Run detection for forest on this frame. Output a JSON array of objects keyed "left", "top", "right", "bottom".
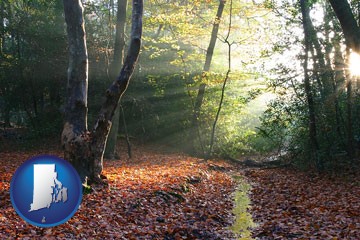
[{"left": 0, "top": 0, "right": 359, "bottom": 239}]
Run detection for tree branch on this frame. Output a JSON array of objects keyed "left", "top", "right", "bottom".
[{"left": 90, "top": 0, "right": 143, "bottom": 178}]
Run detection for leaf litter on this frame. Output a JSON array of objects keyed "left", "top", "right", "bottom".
[
  {"left": 1, "top": 143, "right": 359, "bottom": 239},
  {"left": 0, "top": 145, "right": 237, "bottom": 239},
  {"left": 245, "top": 168, "right": 360, "bottom": 239}
]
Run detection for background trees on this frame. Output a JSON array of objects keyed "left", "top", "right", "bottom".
[
  {"left": 259, "top": 0, "right": 360, "bottom": 170},
  {"left": 0, "top": 0, "right": 66, "bottom": 137},
  {"left": 1, "top": 0, "right": 360, "bottom": 174}
]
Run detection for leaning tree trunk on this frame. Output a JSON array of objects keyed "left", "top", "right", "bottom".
[
  {"left": 191, "top": 0, "right": 225, "bottom": 155},
  {"left": 62, "top": 0, "right": 143, "bottom": 184},
  {"left": 104, "top": 0, "right": 128, "bottom": 159}
]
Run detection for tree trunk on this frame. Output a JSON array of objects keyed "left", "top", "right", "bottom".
[
  {"left": 104, "top": 0, "right": 128, "bottom": 159},
  {"left": 346, "top": 74, "right": 354, "bottom": 157},
  {"left": 155, "top": 24, "right": 163, "bottom": 39},
  {"left": 62, "top": 0, "right": 143, "bottom": 184},
  {"left": 332, "top": 36, "right": 346, "bottom": 141},
  {"left": 203, "top": 0, "right": 225, "bottom": 73},
  {"left": 4, "top": 107, "right": 11, "bottom": 127},
  {"left": 328, "top": 0, "right": 360, "bottom": 52},
  {"left": 209, "top": 0, "right": 233, "bottom": 158},
  {"left": 61, "top": 0, "right": 90, "bottom": 182},
  {"left": 121, "top": 104, "right": 132, "bottom": 158},
  {"left": 301, "top": 0, "right": 322, "bottom": 171},
  {"left": 358, "top": 1, "right": 360, "bottom": 26},
  {"left": 345, "top": 48, "right": 355, "bottom": 157},
  {"left": 325, "top": 3, "right": 343, "bottom": 140},
  {"left": 104, "top": 107, "right": 120, "bottom": 159},
  {"left": 306, "top": 8, "right": 332, "bottom": 97},
  {"left": 192, "top": 0, "right": 225, "bottom": 154},
  {"left": 0, "top": 0, "right": 4, "bottom": 56}
]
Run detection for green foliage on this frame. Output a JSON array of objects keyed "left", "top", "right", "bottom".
[
  {"left": 194, "top": 72, "right": 269, "bottom": 157},
  {"left": 82, "top": 183, "right": 93, "bottom": 195},
  {"left": 82, "top": 0, "right": 279, "bottom": 157},
  {"left": 0, "top": 0, "right": 66, "bottom": 138},
  {"left": 257, "top": 0, "right": 360, "bottom": 171},
  {"left": 0, "top": 0, "right": 279, "bottom": 159}
]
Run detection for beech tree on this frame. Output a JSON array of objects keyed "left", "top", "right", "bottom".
[{"left": 61, "top": 0, "right": 143, "bottom": 184}]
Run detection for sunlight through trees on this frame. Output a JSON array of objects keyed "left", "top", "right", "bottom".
[{"left": 349, "top": 51, "right": 360, "bottom": 76}]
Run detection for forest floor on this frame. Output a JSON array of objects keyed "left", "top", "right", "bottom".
[{"left": 0, "top": 138, "right": 359, "bottom": 239}]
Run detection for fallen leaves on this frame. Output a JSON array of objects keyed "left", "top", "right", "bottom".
[
  {"left": 0, "top": 145, "right": 236, "bottom": 239},
  {"left": 245, "top": 168, "right": 360, "bottom": 239},
  {"left": 2, "top": 142, "right": 358, "bottom": 239}
]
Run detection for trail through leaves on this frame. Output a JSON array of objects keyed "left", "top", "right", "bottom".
[{"left": 1, "top": 143, "right": 359, "bottom": 239}]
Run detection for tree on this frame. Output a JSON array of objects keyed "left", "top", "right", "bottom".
[
  {"left": 209, "top": 0, "right": 232, "bottom": 158},
  {"left": 192, "top": 0, "right": 226, "bottom": 155},
  {"left": 0, "top": 0, "right": 4, "bottom": 56},
  {"left": 328, "top": 0, "right": 360, "bottom": 52},
  {"left": 104, "top": 0, "right": 128, "bottom": 159},
  {"left": 300, "top": 0, "right": 322, "bottom": 171},
  {"left": 328, "top": 0, "right": 360, "bottom": 157},
  {"left": 252, "top": 0, "right": 360, "bottom": 171},
  {"left": 61, "top": 0, "right": 143, "bottom": 184},
  {"left": 0, "top": 0, "right": 66, "bottom": 133}
]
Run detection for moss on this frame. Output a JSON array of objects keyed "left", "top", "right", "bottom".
[{"left": 230, "top": 175, "right": 256, "bottom": 239}]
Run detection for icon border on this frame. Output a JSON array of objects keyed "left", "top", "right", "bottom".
[{"left": 10, "top": 155, "right": 83, "bottom": 228}]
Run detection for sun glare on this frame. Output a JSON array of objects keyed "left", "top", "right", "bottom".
[{"left": 349, "top": 52, "right": 360, "bottom": 77}]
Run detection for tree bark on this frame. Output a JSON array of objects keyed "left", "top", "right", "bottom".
[
  {"left": 0, "top": 0, "right": 4, "bottom": 56},
  {"left": 203, "top": 0, "right": 226, "bottom": 72},
  {"left": 301, "top": 0, "right": 322, "bottom": 171},
  {"left": 104, "top": 107, "right": 120, "bottom": 159},
  {"left": 328, "top": 0, "right": 360, "bottom": 52},
  {"left": 104, "top": 0, "right": 128, "bottom": 159},
  {"left": 62, "top": 0, "right": 143, "bottom": 184},
  {"left": 358, "top": 1, "right": 360, "bottom": 26},
  {"left": 62, "top": 0, "right": 89, "bottom": 181}
]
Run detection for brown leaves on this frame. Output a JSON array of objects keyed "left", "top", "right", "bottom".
[
  {"left": 245, "top": 168, "right": 360, "bottom": 239},
  {"left": 0, "top": 145, "right": 236, "bottom": 239},
  {"left": 4, "top": 143, "right": 359, "bottom": 239}
]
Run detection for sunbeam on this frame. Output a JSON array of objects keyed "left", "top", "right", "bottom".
[{"left": 349, "top": 51, "right": 360, "bottom": 77}]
